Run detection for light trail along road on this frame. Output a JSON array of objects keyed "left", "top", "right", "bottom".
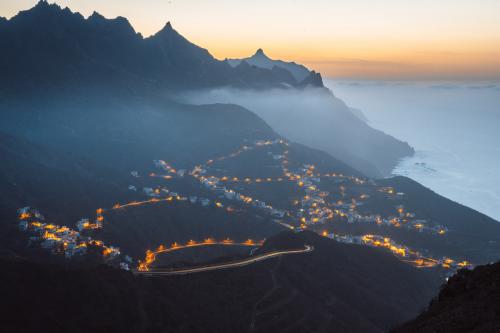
[{"left": 134, "top": 245, "right": 313, "bottom": 276}]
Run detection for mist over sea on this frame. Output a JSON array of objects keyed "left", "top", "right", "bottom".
[{"left": 325, "top": 79, "right": 500, "bottom": 221}]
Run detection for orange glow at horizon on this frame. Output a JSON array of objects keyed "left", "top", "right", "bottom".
[{"left": 2, "top": 0, "right": 500, "bottom": 80}]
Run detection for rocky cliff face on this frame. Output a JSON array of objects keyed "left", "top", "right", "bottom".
[{"left": 394, "top": 261, "right": 500, "bottom": 332}]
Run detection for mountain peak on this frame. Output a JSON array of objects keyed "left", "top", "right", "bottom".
[
  {"left": 159, "top": 21, "right": 174, "bottom": 33},
  {"left": 254, "top": 48, "right": 267, "bottom": 57},
  {"left": 153, "top": 21, "right": 179, "bottom": 38},
  {"left": 33, "top": 0, "right": 59, "bottom": 11},
  {"left": 19, "top": 0, "right": 83, "bottom": 21},
  {"left": 153, "top": 21, "right": 183, "bottom": 40},
  {"left": 89, "top": 11, "right": 105, "bottom": 21},
  {"left": 35, "top": 0, "right": 49, "bottom": 8}
]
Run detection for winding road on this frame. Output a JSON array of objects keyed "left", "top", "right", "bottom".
[{"left": 134, "top": 245, "right": 313, "bottom": 276}]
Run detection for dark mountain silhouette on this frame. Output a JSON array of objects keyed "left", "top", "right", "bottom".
[
  {"left": 0, "top": 231, "right": 442, "bottom": 333},
  {"left": 393, "top": 261, "right": 500, "bottom": 332},
  {"left": 0, "top": 1, "right": 414, "bottom": 176},
  {"left": 0, "top": 1, "right": 306, "bottom": 92}
]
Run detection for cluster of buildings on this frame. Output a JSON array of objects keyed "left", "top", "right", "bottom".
[
  {"left": 205, "top": 139, "right": 288, "bottom": 165},
  {"left": 255, "top": 139, "right": 285, "bottom": 147},
  {"left": 151, "top": 149, "right": 289, "bottom": 218},
  {"left": 143, "top": 186, "right": 169, "bottom": 197},
  {"left": 341, "top": 210, "right": 448, "bottom": 236},
  {"left": 17, "top": 207, "right": 122, "bottom": 262},
  {"left": 323, "top": 232, "right": 411, "bottom": 259},
  {"left": 144, "top": 138, "right": 456, "bottom": 269},
  {"left": 75, "top": 208, "right": 104, "bottom": 231},
  {"left": 325, "top": 232, "right": 471, "bottom": 270},
  {"left": 288, "top": 165, "right": 345, "bottom": 226},
  {"left": 298, "top": 177, "right": 449, "bottom": 237},
  {"left": 195, "top": 173, "right": 284, "bottom": 215},
  {"left": 378, "top": 186, "right": 405, "bottom": 197},
  {"left": 153, "top": 160, "right": 186, "bottom": 177},
  {"left": 13, "top": 136, "right": 461, "bottom": 273}
]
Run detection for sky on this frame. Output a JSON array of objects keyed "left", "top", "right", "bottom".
[{"left": 2, "top": 0, "right": 500, "bottom": 80}]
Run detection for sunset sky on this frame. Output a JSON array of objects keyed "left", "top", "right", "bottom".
[{"left": 2, "top": 0, "right": 500, "bottom": 80}]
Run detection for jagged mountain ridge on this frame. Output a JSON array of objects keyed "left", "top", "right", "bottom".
[
  {"left": 0, "top": 1, "right": 414, "bottom": 177},
  {"left": 0, "top": 1, "right": 314, "bottom": 92}
]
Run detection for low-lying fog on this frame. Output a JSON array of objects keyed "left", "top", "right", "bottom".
[
  {"left": 178, "top": 80, "right": 500, "bottom": 221},
  {"left": 325, "top": 79, "right": 500, "bottom": 221},
  {"left": 178, "top": 86, "right": 412, "bottom": 179},
  {"left": 179, "top": 86, "right": 350, "bottom": 139}
]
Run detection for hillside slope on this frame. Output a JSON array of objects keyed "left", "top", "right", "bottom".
[
  {"left": 393, "top": 262, "right": 500, "bottom": 332},
  {"left": 0, "top": 231, "right": 442, "bottom": 333},
  {"left": 0, "top": 1, "right": 414, "bottom": 176}
]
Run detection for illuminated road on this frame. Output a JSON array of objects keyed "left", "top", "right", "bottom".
[{"left": 134, "top": 245, "right": 313, "bottom": 276}]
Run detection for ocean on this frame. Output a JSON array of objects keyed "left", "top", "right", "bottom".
[{"left": 325, "top": 79, "right": 500, "bottom": 221}]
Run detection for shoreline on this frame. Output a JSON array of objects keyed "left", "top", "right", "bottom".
[{"left": 392, "top": 150, "right": 500, "bottom": 222}]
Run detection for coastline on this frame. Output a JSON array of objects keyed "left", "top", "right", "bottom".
[
  {"left": 325, "top": 79, "right": 500, "bottom": 222},
  {"left": 392, "top": 150, "right": 500, "bottom": 222}
]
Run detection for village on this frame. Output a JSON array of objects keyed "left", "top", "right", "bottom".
[
  {"left": 324, "top": 233, "right": 470, "bottom": 270},
  {"left": 17, "top": 206, "right": 127, "bottom": 268},
  {"left": 16, "top": 137, "right": 470, "bottom": 273},
  {"left": 135, "top": 138, "right": 467, "bottom": 270}
]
